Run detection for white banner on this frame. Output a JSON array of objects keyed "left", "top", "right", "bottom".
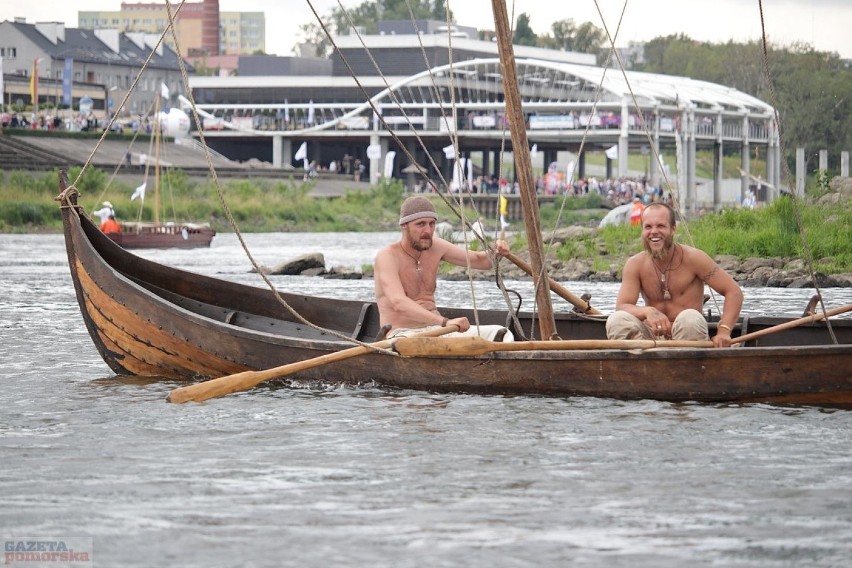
[
  {"left": 383, "top": 151, "right": 396, "bottom": 179},
  {"left": 294, "top": 141, "right": 307, "bottom": 161}
]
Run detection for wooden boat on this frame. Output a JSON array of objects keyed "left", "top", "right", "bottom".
[
  {"left": 105, "top": 220, "right": 215, "bottom": 249},
  {"left": 58, "top": 181, "right": 852, "bottom": 406},
  {"left": 104, "top": 93, "right": 215, "bottom": 249}
]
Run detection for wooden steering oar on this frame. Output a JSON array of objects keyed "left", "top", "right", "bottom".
[
  {"left": 167, "top": 325, "right": 459, "bottom": 404},
  {"left": 503, "top": 252, "right": 602, "bottom": 315},
  {"left": 730, "top": 302, "right": 852, "bottom": 344},
  {"left": 394, "top": 303, "right": 852, "bottom": 358}
]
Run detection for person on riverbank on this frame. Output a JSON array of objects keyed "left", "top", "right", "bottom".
[
  {"left": 375, "top": 196, "right": 514, "bottom": 341},
  {"left": 606, "top": 202, "right": 743, "bottom": 347}
]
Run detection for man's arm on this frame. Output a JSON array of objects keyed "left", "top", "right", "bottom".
[
  {"left": 436, "top": 237, "right": 495, "bottom": 270},
  {"left": 698, "top": 252, "right": 744, "bottom": 346}
]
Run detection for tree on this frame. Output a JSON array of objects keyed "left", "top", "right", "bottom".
[
  {"left": 297, "top": 1, "right": 450, "bottom": 58},
  {"left": 572, "top": 21, "right": 606, "bottom": 55},
  {"left": 513, "top": 13, "right": 537, "bottom": 47},
  {"left": 549, "top": 19, "right": 577, "bottom": 51},
  {"left": 635, "top": 35, "right": 852, "bottom": 172}
]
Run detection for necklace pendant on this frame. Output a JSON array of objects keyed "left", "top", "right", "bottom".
[
  {"left": 415, "top": 263, "right": 421, "bottom": 272},
  {"left": 660, "top": 274, "right": 666, "bottom": 283},
  {"left": 663, "top": 289, "right": 671, "bottom": 300}
]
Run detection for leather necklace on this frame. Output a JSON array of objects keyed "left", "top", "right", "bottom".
[
  {"left": 651, "top": 244, "right": 678, "bottom": 300},
  {"left": 401, "top": 245, "right": 422, "bottom": 272}
]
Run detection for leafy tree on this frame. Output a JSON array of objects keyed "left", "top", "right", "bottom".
[
  {"left": 513, "top": 13, "right": 537, "bottom": 47},
  {"left": 573, "top": 21, "right": 606, "bottom": 55},
  {"left": 298, "top": 1, "right": 450, "bottom": 57},
  {"left": 549, "top": 19, "right": 577, "bottom": 51},
  {"left": 636, "top": 34, "right": 852, "bottom": 172}
]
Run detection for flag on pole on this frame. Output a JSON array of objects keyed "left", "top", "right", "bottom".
[
  {"left": 131, "top": 182, "right": 146, "bottom": 202},
  {"left": 29, "top": 58, "right": 42, "bottom": 109},
  {"left": 383, "top": 151, "right": 396, "bottom": 179},
  {"left": 160, "top": 82, "right": 170, "bottom": 100},
  {"left": 605, "top": 145, "right": 618, "bottom": 160},
  {"left": 294, "top": 141, "right": 307, "bottom": 162},
  {"left": 443, "top": 144, "right": 455, "bottom": 159}
]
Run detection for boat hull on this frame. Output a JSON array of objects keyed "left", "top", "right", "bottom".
[
  {"left": 105, "top": 222, "right": 215, "bottom": 249},
  {"left": 59, "top": 186, "right": 852, "bottom": 406}
]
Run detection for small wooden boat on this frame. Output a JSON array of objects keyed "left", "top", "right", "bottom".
[
  {"left": 105, "top": 221, "right": 215, "bottom": 249},
  {"left": 58, "top": 180, "right": 852, "bottom": 406}
]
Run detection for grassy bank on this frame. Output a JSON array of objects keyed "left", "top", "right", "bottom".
[
  {"left": 555, "top": 197, "right": 851, "bottom": 275},
  {"left": 2, "top": 168, "right": 849, "bottom": 274}
]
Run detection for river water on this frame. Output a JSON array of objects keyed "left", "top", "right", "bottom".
[{"left": 1, "top": 232, "right": 851, "bottom": 568}]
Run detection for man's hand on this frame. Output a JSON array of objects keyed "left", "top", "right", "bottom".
[
  {"left": 712, "top": 330, "right": 733, "bottom": 348},
  {"left": 447, "top": 316, "right": 470, "bottom": 332},
  {"left": 494, "top": 239, "right": 511, "bottom": 257},
  {"left": 644, "top": 308, "right": 671, "bottom": 337}
]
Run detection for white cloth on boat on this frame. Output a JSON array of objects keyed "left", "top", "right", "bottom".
[
  {"left": 388, "top": 324, "right": 514, "bottom": 342},
  {"left": 605, "top": 308, "right": 708, "bottom": 341}
]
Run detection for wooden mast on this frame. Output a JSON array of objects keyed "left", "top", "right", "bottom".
[
  {"left": 153, "top": 95, "right": 162, "bottom": 225},
  {"left": 490, "top": 0, "right": 557, "bottom": 339}
]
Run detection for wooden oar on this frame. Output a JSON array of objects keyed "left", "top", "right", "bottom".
[
  {"left": 394, "top": 303, "right": 852, "bottom": 357},
  {"left": 167, "top": 325, "right": 459, "bottom": 404},
  {"left": 731, "top": 303, "right": 852, "bottom": 344},
  {"left": 503, "top": 252, "right": 602, "bottom": 315},
  {"left": 394, "top": 337, "right": 712, "bottom": 357}
]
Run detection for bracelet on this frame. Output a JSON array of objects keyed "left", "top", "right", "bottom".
[
  {"left": 441, "top": 317, "right": 449, "bottom": 327},
  {"left": 718, "top": 324, "right": 732, "bottom": 332}
]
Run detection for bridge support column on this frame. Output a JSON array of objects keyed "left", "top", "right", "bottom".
[
  {"left": 796, "top": 147, "right": 805, "bottom": 197},
  {"left": 369, "top": 134, "right": 380, "bottom": 184},
  {"left": 650, "top": 107, "right": 661, "bottom": 188},
  {"left": 618, "top": 97, "right": 629, "bottom": 178},
  {"left": 741, "top": 114, "right": 750, "bottom": 205},
  {"left": 273, "top": 136, "right": 291, "bottom": 169}
]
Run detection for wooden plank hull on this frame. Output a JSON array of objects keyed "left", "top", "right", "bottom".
[
  {"left": 59, "top": 187, "right": 852, "bottom": 406},
  {"left": 105, "top": 223, "right": 215, "bottom": 249}
]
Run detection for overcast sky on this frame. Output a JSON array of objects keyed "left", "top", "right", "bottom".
[{"left": 4, "top": 0, "right": 849, "bottom": 59}]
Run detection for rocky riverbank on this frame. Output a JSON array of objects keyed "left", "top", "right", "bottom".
[
  {"left": 260, "top": 239, "right": 852, "bottom": 288},
  {"left": 259, "top": 178, "right": 852, "bottom": 288}
]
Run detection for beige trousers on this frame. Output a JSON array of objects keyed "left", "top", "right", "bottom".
[
  {"left": 388, "top": 324, "right": 514, "bottom": 342},
  {"left": 606, "top": 308, "right": 708, "bottom": 341}
]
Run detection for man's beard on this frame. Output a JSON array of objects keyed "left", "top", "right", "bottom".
[
  {"left": 644, "top": 234, "right": 674, "bottom": 260},
  {"left": 408, "top": 232, "right": 432, "bottom": 252}
]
